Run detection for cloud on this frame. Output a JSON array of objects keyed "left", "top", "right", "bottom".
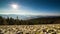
[{"left": 0, "top": 9, "right": 60, "bottom": 16}]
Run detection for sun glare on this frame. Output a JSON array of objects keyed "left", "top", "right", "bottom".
[{"left": 11, "top": 4, "right": 18, "bottom": 9}]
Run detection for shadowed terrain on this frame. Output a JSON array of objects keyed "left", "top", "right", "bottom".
[{"left": 0, "top": 16, "right": 60, "bottom": 25}]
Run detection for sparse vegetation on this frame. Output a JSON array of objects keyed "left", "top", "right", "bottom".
[
  {"left": 0, "top": 16, "right": 60, "bottom": 34},
  {"left": 0, "top": 16, "right": 60, "bottom": 25}
]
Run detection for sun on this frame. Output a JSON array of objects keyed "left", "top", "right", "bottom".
[{"left": 11, "top": 4, "right": 18, "bottom": 9}]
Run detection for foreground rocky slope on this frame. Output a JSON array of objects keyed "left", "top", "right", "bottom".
[{"left": 0, "top": 24, "right": 60, "bottom": 34}]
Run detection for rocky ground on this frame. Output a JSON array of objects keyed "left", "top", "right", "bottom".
[{"left": 0, "top": 24, "right": 60, "bottom": 34}]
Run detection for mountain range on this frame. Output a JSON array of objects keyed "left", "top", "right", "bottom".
[{"left": 0, "top": 14, "right": 60, "bottom": 20}]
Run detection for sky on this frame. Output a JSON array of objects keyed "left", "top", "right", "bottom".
[{"left": 0, "top": 0, "right": 60, "bottom": 16}]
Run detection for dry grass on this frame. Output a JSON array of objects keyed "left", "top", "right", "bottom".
[{"left": 0, "top": 24, "right": 60, "bottom": 34}]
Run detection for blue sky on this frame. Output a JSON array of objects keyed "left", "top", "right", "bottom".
[{"left": 0, "top": 0, "right": 60, "bottom": 16}]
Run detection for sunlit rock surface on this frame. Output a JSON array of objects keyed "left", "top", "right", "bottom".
[{"left": 0, "top": 24, "right": 60, "bottom": 34}]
